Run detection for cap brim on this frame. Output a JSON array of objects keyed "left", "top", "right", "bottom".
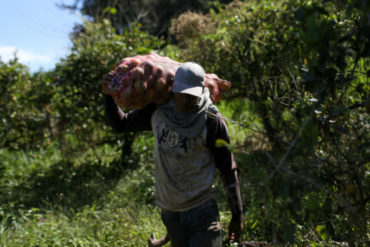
[{"left": 172, "top": 82, "right": 203, "bottom": 97}]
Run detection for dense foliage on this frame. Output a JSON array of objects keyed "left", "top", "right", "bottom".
[
  {"left": 51, "top": 20, "right": 161, "bottom": 158},
  {"left": 0, "top": 59, "right": 54, "bottom": 150},
  {"left": 0, "top": 0, "right": 368, "bottom": 246},
  {"left": 180, "top": 0, "right": 369, "bottom": 243},
  {"left": 63, "top": 0, "right": 234, "bottom": 37}
]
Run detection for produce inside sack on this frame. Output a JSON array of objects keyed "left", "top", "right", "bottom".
[{"left": 104, "top": 53, "right": 231, "bottom": 109}]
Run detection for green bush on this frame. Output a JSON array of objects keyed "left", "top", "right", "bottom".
[
  {"left": 179, "top": 0, "right": 369, "bottom": 244},
  {"left": 0, "top": 58, "right": 57, "bottom": 150},
  {"left": 48, "top": 20, "right": 161, "bottom": 158}
]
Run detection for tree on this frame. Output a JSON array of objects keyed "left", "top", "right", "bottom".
[
  {"left": 61, "top": 0, "right": 233, "bottom": 37},
  {"left": 180, "top": 0, "right": 369, "bottom": 244},
  {"left": 0, "top": 58, "right": 53, "bottom": 150},
  {"left": 50, "top": 20, "right": 161, "bottom": 159}
]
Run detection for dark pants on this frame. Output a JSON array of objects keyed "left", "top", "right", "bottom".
[{"left": 161, "top": 200, "right": 222, "bottom": 247}]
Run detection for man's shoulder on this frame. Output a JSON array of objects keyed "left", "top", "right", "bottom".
[
  {"left": 206, "top": 110, "right": 228, "bottom": 132},
  {"left": 207, "top": 110, "right": 225, "bottom": 123}
]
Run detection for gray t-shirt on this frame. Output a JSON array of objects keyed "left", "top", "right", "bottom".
[
  {"left": 152, "top": 110, "right": 217, "bottom": 211},
  {"left": 104, "top": 95, "right": 237, "bottom": 212}
]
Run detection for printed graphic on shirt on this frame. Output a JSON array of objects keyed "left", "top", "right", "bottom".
[{"left": 158, "top": 127, "right": 188, "bottom": 153}]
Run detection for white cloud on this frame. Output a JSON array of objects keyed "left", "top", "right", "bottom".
[{"left": 0, "top": 45, "right": 53, "bottom": 64}]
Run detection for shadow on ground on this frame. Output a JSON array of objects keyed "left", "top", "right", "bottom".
[{"left": 0, "top": 157, "right": 133, "bottom": 212}]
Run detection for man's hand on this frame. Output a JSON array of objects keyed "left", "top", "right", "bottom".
[
  {"left": 228, "top": 219, "right": 244, "bottom": 243},
  {"left": 102, "top": 71, "right": 114, "bottom": 95},
  {"left": 148, "top": 233, "right": 170, "bottom": 247}
]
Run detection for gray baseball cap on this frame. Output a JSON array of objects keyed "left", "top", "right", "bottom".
[{"left": 172, "top": 62, "right": 205, "bottom": 97}]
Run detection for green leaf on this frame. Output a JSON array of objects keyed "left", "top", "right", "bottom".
[
  {"left": 316, "top": 225, "right": 329, "bottom": 240},
  {"left": 103, "top": 7, "right": 117, "bottom": 15},
  {"left": 109, "top": 8, "right": 117, "bottom": 15}
]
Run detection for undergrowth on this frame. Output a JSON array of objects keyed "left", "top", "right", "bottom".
[{"left": 0, "top": 98, "right": 359, "bottom": 246}]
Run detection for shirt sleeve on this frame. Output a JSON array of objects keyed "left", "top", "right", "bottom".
[
  {"left": 206, "top": 113, "right": 243, "bottom": 222},
  {"left": 206, "top": 112, "right": 237, "bottom": 175},
  {"left": 104, "top": 94, "right": 155, "bottom": 133}
]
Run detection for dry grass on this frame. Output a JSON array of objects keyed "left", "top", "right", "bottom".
[{"left": 169, "top": 11, "right": 214, "bottom": 44}]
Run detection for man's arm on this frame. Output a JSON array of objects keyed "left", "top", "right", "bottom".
[
  {"left": 104, "top": 94, "right": 155, "bottom": 133},
  {"left": 102, "top": 71, "right": 155, "bottom": 132},
  {"left": 220, "top": 170, "right": 244, "bottom": 242},
  {"left": 206, "top": 113, "right": 244, "bottom": 242}
]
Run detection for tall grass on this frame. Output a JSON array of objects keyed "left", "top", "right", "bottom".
[
  {"left": 0, "top": 98, "right": 262, "bottom": 246},
  {"left": 0, "top": 139, "right": 167, "bottom": 246}
]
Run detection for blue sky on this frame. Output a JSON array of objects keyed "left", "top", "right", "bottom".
[{"left": 0, "top": 0, "right": 83, "bottom": 72}]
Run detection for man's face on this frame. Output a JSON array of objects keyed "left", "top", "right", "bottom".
[{"left": 173, "top": 93, "right": 200, "bottom": 113}]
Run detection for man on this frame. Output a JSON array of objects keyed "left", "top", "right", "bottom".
[{"left": 104, "top": 62, "right": 243, "bottom": 246}]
